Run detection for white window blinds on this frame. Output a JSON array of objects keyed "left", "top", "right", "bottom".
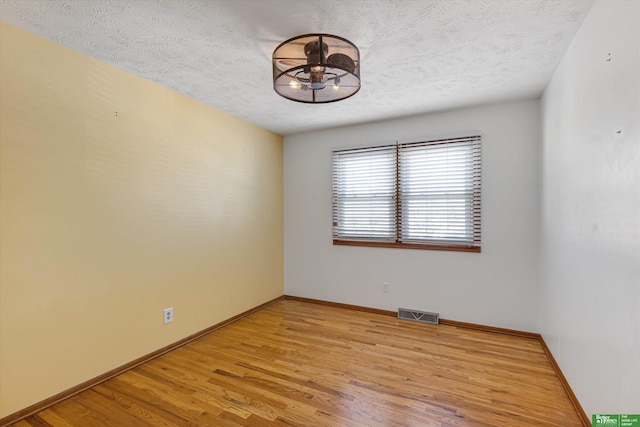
[
  {"left": 398, "top": 136, "right": 481, "bottom": 247},
  {"left": 332, "top": 145, "right": 397, "bottom": 241},
  {"left": 332, "top": 135, "right": 481, "bottom": 251}
]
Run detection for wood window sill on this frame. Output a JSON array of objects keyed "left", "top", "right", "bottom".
[{"left": 333, "top": 239, "right": 481, "bottom": 253}]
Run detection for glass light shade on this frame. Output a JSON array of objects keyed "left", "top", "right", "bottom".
[{"left": 273, "top": 34, "right": 361, "bottom": 103}]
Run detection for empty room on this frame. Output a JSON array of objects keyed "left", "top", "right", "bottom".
[{"left": 0, "top": 1, "right": 638, "bottom": 426}]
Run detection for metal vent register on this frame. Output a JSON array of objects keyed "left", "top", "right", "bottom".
[{"left": 398, "top": 308, "right": 440, "bottom": 325}]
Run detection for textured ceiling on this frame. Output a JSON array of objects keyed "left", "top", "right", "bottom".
[{"left": 0, "top": 0, "right": 593, "bottom": 135}]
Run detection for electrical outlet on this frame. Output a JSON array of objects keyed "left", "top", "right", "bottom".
[
  {"left": 383, "top": 282, "right": 390, "bottom": 293},
  {"left": 163, "top": 307, "right": 174, "bottom": 324}
]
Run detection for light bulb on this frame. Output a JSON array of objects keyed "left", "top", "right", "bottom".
[
  {"left": 289, "top": 80, "right": 302, "bottom": 89},
  {"left": 333, "top": 76, "right": 341, "bottom": 91}
]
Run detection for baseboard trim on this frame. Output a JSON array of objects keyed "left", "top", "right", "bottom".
[
  {"left": 0, "top": 295, "right": 284, "bottom": 427},
  {"left": 438, "top": 318, "right": 541, "bottom": 340},
  {"left": 284, "top": 295, "right": 397, "bottom": 316},
  {"left": 539, "top": 336, "right": 591, "bottom": 427},
  {"left": 284, "top": 295, "right": 539, "bottom": 339},
  {"left": 283, "top": 294, "right": 590, "bottom": 427}
]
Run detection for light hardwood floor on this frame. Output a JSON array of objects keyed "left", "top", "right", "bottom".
[{"left": 13, "top": 300, "right": 583, "bottom": 426}]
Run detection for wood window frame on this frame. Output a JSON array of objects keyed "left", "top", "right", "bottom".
[{"left": 332, "top": 134, "right": 481, "bottom": 253}]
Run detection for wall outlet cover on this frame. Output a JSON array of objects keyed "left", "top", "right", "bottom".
[{"left": 163, "top": 307, "right": 174, "bottom": 324}]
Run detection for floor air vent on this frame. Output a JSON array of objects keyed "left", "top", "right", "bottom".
[{"left": 398, "top": 308, "right": 439, "bottom": 325}]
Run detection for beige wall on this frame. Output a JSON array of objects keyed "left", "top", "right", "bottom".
[{"left": 0, "top": 22, "right": 283, "bottom": 417}]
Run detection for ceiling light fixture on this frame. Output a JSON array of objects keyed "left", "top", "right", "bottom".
[{"left": 272, "top": 34, "right": 360, "bottom": 103}]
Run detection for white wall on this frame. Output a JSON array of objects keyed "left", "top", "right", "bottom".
[
  {"left": 285, "top": 99, "right": 540, "bottom": 332},
  {"left": 540, "top": 0, "right": 640, "bottom": 416}
]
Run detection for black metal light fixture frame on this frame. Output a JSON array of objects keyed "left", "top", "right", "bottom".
[{"left": 272, "top": 34, "right": 361, "bottom": 103}]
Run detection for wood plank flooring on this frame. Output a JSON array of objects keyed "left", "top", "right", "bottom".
[{"left": 13, "top": 300, "right": 583, "bottom": 426}]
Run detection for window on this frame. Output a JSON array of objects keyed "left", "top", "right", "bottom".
[{"left": 332, "top": 134, "right": 481, "bottom": 252}]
